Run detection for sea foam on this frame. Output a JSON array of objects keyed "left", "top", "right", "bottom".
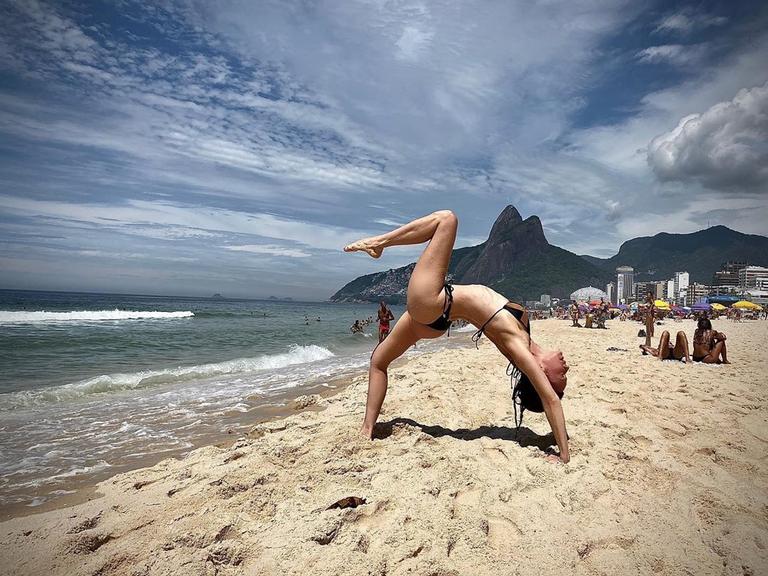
[
  {"left": 0, "top": 309, "right": 194, "bottom": 324},
  {"left": 0, "top": 344, "right": 335, "bottom": 409}
]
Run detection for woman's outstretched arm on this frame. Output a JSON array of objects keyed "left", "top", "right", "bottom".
[{"left": 505, "top": 338, "right": 570, "bottom": 463}]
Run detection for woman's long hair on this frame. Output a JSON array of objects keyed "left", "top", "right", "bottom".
[
  {"left": 511, "top": 371, "right": 564, "bottom": 436},
  {"left": 694, "top": 317, "right": 712, "bottom": 345}
]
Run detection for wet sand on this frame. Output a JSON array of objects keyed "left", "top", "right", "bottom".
[{"left": 1, "top": 317, "right": 766, "bottom": 575}]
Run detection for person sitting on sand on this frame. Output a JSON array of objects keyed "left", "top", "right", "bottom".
[
  {"left": 377, "top": 301, "right": 395, "bottom": 343},
  {"left": 692, "top": 318, "right": 730, "bottom": 364},
  {"left": 344, "top": 210, "right": 570, "bottom": 463},
  {"left": 640, "top": 330, "right": 691, "bottom": 362}
]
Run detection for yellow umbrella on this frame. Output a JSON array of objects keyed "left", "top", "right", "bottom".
[
  {"left": 654, "top": 299, "right": 670, "bottom": 309},
  {"left": 733, "top": 300, "right": 760, "bottom": 310},
  {"left": 711, "top": 303, "right": 726, "bottom": 311}
]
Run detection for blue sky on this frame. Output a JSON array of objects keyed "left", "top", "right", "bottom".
[{"left": 1, "top": 0, "right": 766, "bottom": 299}]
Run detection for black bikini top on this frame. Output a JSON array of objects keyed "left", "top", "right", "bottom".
[
  {"left": 426, "top": 283, "right": 454, "bottom": 332},
  {"left": 471, "top": 302, "right": 530, "bottom": 348}
]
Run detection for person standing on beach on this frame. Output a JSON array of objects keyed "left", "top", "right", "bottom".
[
  {"left": 570, "top": 300, "right": 581, "bottom": 327},
  {"left": 644, "top": 291, "right": 655, "bottom": 347},
  {"left": 377, "top": 301, "right": 395, "bottom": 343},
  {"left": 345, "top": 210, "right": 570, "bottom": 463}
]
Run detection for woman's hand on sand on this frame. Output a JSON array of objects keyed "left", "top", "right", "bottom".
[{"left": 542, "top": 448, "right": 568, "bottom": 464}]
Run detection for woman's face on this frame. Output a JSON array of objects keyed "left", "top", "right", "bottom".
[{"left": 537, "top": 349, "right": 568, "bottom": 394}]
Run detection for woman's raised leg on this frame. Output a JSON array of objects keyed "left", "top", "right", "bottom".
[
  {"left": 657, "top": 330, "right": 671, "bottom": 360},
  {"left": 345, "top": 210, "right": 458, "bottom": 324},
  {"left": 718, "top": 341, "right": 730, "bottom": 364},
  {"left": 673, "top": 331, "right": 691, "bottom": 362}
]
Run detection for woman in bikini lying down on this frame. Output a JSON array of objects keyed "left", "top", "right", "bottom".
[
  {"left": 640, "top": 330, "right": 691, "bottom": 363},
  {"left": 344, "top": 210, "right": 570, "bottom": 464}
]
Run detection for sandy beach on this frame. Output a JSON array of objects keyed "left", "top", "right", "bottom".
[{"left": 1, "top": 317, "right": 767, "bottom": 575}]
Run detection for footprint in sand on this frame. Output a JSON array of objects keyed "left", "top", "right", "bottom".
[
  {"left": 485, "top": 516, "right": 522, "bottom": 550},
  {"left": 67, "top": 531, "right": 114, "bottom": 555},
  {"left": 741, "top": 413, "right": 768, "bottom": 442},
  {"left": 67, "top": 512, "right": 102, "bottom": 534},
  {"left": 449, "top": 487, "right": 487, "bottom": 520}
]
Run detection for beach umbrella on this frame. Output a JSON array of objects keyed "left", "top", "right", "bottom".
[
  {"left": 710, "top": 303, "right": 727, "bottom": 311},
  {"left": 654, "top": 299, "right": 670, "bottom": 309},
  {"left": 617, "top": 303, "right": 628, "bottom": 310},
  {"left": 691, "top": 301, "right": 711, "bottom": 311},
  {"left": 733, "top": 300, "right": 760, "bottom": 310}
]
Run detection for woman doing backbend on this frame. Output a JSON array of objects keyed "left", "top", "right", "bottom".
[{"left": 344, "top": 210, "right": 570, "bottom": 463}]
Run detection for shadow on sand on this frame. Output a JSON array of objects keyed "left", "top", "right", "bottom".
[{"left": 374, "top": 417, "right": 556, "bottom": 452}]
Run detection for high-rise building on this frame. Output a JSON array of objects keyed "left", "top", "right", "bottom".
[
  {"left": 712, "top": 261, "right": 747, "bottom": 287},
  {"left": 634, "top": 281, "right": 664, "bottom": 300},
  {"left": 667, "top": 279, "right": 675, "bottom": 301},
  {"left": 606, "top": 282, "right": 615, "bottom": 303},
  {"left": 654, "top": 281, "right": 667, "bottom": 300},
  {"left": 674, "top": 271, "right": 689, "bottom": 296},
  {"left": 739, "top": 266, "right": 768, "bottom": 289},
  {"left": 685, "top": 283, "right": 710, "bottom": 307},
  {"left": 540, "top": 294, "right": 551, "bottom": 307},
  {"left": 616, "top": 266, "right": 634, "bottom": 302}
]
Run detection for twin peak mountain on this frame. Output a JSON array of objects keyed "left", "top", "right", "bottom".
[{"left": 330, "top": 205, "right": 768, "bottom": 304}]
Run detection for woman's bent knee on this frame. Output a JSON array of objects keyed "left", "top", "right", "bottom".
[{"left": 435, "top": 210, "right": 457, "bottom": 225}]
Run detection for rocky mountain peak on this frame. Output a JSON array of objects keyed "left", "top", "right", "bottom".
[
  {"left": 486, "top": 205, "right": 523, "bottom": 243},
  {"left": 460, "top": 207, "right": 548, "bottom": 284}
]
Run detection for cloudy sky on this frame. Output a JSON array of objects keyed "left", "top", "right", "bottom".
[{"left": 1, "top": 0, "right": 766, "bottom": 299}]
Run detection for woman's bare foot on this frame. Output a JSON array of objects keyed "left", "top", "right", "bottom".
[
  {"left": 344, "top": 238, "right": 383, "bottom": 259},
  {"left": 359, "top": 424, "right": 374, "bottom": 439}
]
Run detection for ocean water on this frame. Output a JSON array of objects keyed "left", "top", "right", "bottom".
[{"left": 0, "top": 289, "right": 454, "bottom": 511}]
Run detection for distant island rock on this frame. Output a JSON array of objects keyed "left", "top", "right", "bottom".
[
  {"left": 210, "top": 293, "right": 225, "bottom": 300},
  {"left": 268, "top": 296, "right": 293, "bottom": 301}
]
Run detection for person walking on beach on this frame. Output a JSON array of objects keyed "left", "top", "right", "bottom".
[
  {"left": 644, "top": 291, "right": 655, "bottom": 347},
  {"left": 377, "top": 301, "right": 395, "bottom": 343},
  {"left": 345, "top": 210, "right": 570, "bottom": 463}
]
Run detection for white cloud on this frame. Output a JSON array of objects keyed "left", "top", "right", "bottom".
[
  {"left": 225, "top": 244, "right": 311, "bottom": 258},
  {"left": 647, "top": 82, "right": 768, "bottom": 193},
  {"left": 636, "top": 44, "right": 707, "bottom": 66},
  {"left": 0, "top": 195, "right": 374, "bottom": 252},
  {"left": 654, "top": 9, "right": 727, "bottom": 35}
]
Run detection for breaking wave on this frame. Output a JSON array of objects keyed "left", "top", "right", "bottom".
[
  {"left": 0, "top": 344, "right": 335, "bottom": 409},
  {"left": 0, "top": 309, "right": 194, "bottom": 324}
]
